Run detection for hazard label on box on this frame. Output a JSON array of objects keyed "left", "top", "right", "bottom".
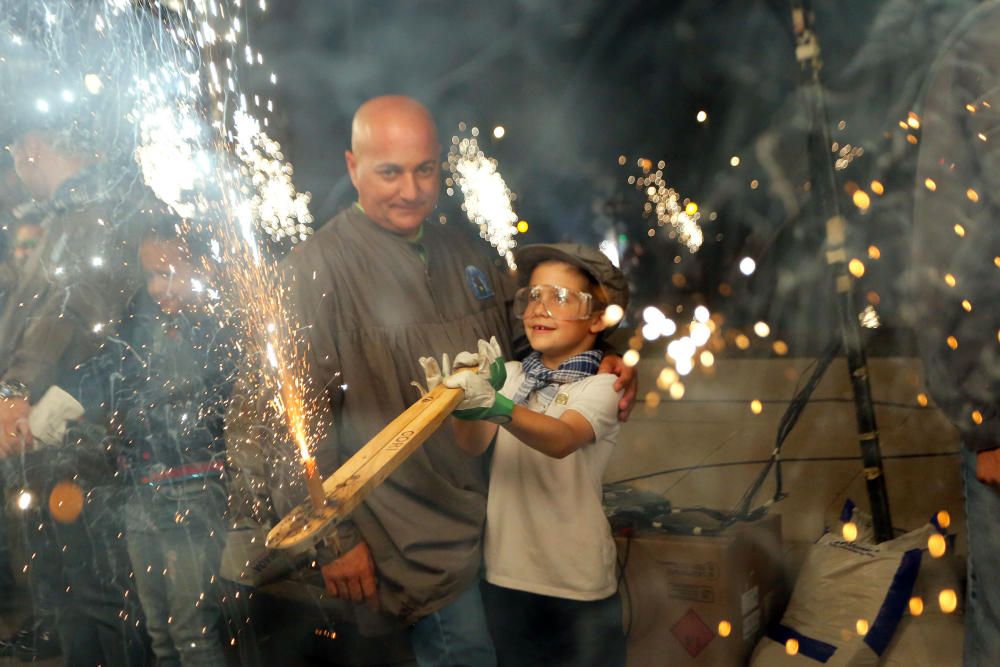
[{"left": 671, "top": 608, "right": 715, "bottom": 658}]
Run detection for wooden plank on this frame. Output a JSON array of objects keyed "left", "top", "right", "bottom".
[{"left": 266, "top": 381, "right": 465, "bottom": 551}]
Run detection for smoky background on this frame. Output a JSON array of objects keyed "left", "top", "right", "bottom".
[{"left": 243, "top": 0, "right": 974, "bottom": 358}]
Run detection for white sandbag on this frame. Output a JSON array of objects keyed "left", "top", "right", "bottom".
[
  {"left": 880, "top": 613, "right": 963, "bottom": 666},
  {"left": 750, "top": 510, "right": 930, "bottom": 666}
]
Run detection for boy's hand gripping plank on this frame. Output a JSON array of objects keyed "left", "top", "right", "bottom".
[{"left": 265, "top": 380, "right": 465, "bottom": 551}]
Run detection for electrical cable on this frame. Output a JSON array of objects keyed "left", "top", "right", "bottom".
[
  {"left": 621, "top": 340, "right": 876, "bottom": 535},
  {"left": 635, "top": 397, "right": 934, "bottom": 411},
  {"left": 608, "top": 450, "right": 960, "bottom": 486}
]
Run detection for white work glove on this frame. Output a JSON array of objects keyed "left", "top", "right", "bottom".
[
  {"left": 452, "top": 350, "right": 481, "bottom": 372},
  {"left": 476, "top": 336, "right": 506, "bottom": 390},
  {"left": 443, "top": 371, "right": 514, "bottom": 424},
  {"left": 416, "top": 351, "right": 477, "bottom": 396},
  {"left": 28, "top": 385, "right": 85, "bottom": 447},
  {"left": 416, "top": 353, "right": 451, "bottom": 395},
  {"left": 416, "top": 336, "right": 506, "bottom": 396}
]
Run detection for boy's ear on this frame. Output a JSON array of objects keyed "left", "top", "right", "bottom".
[{"left": 588, "top": 311, "right": 609, "bottom": 336}]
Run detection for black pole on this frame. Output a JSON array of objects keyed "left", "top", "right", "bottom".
[{"left": 790, "top": 0, "right": 894, "bottom": 542}]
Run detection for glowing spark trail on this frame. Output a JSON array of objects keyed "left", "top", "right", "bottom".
[
  {"left": 628, "top": 158, "right": 703, "bottom": 252},
  {"left": 446, "top": 127, "right": 518, "bottom": 268},
  {"left": 130, "top": 1, "right": 321, "bottom": 503},
  {"left": 1, "top": 0, "right": 323, "bottom": 513},
  {"left": 232, "top": 110, "right": 313, "bottom": 244}
]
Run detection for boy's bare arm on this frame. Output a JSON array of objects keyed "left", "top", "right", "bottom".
[
  {"left": 503, "top": 407, "right": 595, "bottom": 460},
  {"left": 443, "top": 370, "right": 598, "bottom": 459},
  {"left": 450, "top": 418, "right": 498, "bottom": 456}
]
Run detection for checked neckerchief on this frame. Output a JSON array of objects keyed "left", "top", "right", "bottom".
[{"left": 512, "top": 349, "right": 603, "bottom": 409}]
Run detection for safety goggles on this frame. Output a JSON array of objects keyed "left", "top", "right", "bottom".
[{"left": 514, "top": 284, "right": 603, "bottom": 321}]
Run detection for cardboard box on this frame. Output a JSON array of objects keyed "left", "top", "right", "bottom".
[{"left": 616, "top": 514, "right": 785, "bottom": 667}]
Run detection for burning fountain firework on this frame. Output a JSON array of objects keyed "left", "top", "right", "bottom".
[
  {"left": 446, "top": 125, "right": 519, "bottom": 268},
  {"left": 1, "top": 1, "right": 323, "bottom": 500}
]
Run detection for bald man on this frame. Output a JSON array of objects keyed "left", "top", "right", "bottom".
[
  {"left": 344, "top": 96, "right": 441, "bottom": 238},
  {"left": 228, "top": 95, "right": 510, "bottom": 665}
]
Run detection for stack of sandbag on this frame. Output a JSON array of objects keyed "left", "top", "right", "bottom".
[
  {"left": 750, "top": 501, "right": 960, "bottom": 666},
  {"left": 880, "top": 509, "right": 963, "bottom": 666}
]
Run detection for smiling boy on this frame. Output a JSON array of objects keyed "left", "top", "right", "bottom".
[{"left": 435, "top": 243, "right": 630, "bottom": 667}]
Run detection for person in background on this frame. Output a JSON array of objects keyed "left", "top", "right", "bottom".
[
  {"left": 10, "top": 222, "right": 41, "bottom": 265},
  {"left": 0, "top": 163, "right": 26, "bottom": 643},
  {"left": 83, "top": 220, "right": 235, "bottom": 666},
  {"left": 912, "top": 3, "right": 1000, "bottom": 664},
  {"left": 0, "top": 64, "right": 152, "bottom": 665}
]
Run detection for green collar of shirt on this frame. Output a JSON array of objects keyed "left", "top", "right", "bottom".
[{"left": 354, "top": 201, "right": 427, "bottom": 263}]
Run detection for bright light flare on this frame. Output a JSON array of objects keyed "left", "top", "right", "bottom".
[
  {"left": 629, "top": 160, "right": 703, "bottom": 252},
  {"left": 938, "top": 589, "right": 958, "bottom": 614},
  {"left": 657, "top": 368, "right": 678, "bottom": 389},
  {"left": 447, "top": 130, "right": 518, "bottom": 268},
  {"left": 16, "top": 490, "right": 33, "bottom": 511},
  {"left": 859, "top": 305, "right": 881, "bottom": 329},
  {"left": 602, "top": 304, "right": 624, "bottom": 327},
  {"left": 599, "top": 239, "right": 620, "bottom": 268},
  {"left": 842, "top": 521, "right": 858, "bottom": 542},
  {"left": 928, "top": 534, "right": 947, "bottom": 558},
  {"left": 666, "top": 337, "right": 696, "bottom": 362}
]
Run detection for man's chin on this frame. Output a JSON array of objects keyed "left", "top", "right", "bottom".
[{"left": 389, "top": 212, "right": 428, "bottom": 233}]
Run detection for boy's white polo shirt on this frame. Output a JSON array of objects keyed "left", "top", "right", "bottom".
[{"left": 484, "top": 360, "right": 622, "bottom": 601}]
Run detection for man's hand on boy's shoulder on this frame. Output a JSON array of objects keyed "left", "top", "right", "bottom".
[
  {"left": 598, "top": 354, "right": 637, "bottom": 422},
  {"left": 976, "top": 448, "right": 1000, "bottom": 487}
]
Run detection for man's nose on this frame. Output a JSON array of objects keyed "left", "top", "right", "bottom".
[{"left": 399, "top": 173, "right": 419, "bottom": 200}]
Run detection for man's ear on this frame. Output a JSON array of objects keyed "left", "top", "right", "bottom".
[{"left": 344, "top": 150, "right": 360, "bottom": 190}]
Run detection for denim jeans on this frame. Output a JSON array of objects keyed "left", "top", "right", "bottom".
[
  {"left": 126, "top": 479, "right": 227, "bottom": 667},
  {"left": 410, "top": 581, "right": 496, "bottom": 667},
  {"left": 962, "top": 446, "right": 1000, "bottom": 667},
  {"left": 49, "top": 485, "right": 149, "bottom": 667},
  {"left": 482, "top": 582, "right": 625, "bottom": 667}
]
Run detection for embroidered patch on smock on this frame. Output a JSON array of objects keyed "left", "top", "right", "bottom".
[{"left": 464, "top": 265, "right": 495, "bottom": 301}]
